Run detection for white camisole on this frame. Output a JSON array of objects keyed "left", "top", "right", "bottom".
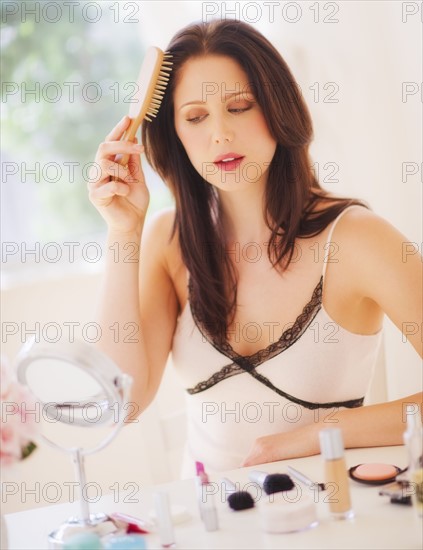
[{"left": 170, "top": 206, "right": 383, "bottom": 476}]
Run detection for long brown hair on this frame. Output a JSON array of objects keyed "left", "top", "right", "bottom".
[{"left": 142, "top": 19, "right": 367, "bottom": 345}]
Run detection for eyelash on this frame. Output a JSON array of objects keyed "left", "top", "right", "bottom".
[{"left": 186, "top": 107, "right": 252, "bottom": 124}]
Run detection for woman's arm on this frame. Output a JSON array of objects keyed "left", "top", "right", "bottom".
[
  {"left": 243, "top": 209, "right": 422, "bottom": 466},
  {"left": 242, "top": 392, "right": 422, "bottom": 467},
  {"left": 351, "top": 209, "right": 422, "bottom": 359},
  {"left": 95, "top": 214, "right": 178, "bottom": 420},
  {"left": 89, "top": 117, "right": 178, "bottom": 420}
]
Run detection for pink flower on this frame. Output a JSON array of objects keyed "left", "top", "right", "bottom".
[{"left": 0, "top": 355, "right": 40, "bottom": 467}]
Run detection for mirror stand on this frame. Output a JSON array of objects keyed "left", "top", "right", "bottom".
[
  {"left": 48, "top": 448, "right": 127, "bottom": 548},
  {"left": 15, "top": 338, "right": 134, "bottom": 549}
]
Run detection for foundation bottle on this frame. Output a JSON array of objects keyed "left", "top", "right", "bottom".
[
  {"left": 403, "top": 405, "right": 423, "bottom": 518},
  {"left": 319, "top": 428, "right": 354, "bottom": 519}
]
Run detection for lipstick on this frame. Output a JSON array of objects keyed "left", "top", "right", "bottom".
[
  {"left": 196, "top": 461, "right": 209, "bottom": 484},
  {"left": 195, "top": 461, "right": 219, "bottom": 531}
]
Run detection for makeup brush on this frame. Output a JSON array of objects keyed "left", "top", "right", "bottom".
[
  {"left": 221, "top": 478, "right": 255, "bottom": 511},
  {"left": 287, "top": 466, "right": 326, "bottom": 491},
  {"left": 249, "top": 470, "right": 295, "bottom": 495}
]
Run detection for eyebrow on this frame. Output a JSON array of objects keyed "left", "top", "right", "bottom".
[{"left": 178, "top": 91, "right": 248, "bottom": 111}]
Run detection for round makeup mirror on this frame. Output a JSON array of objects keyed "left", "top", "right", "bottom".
[{"left": 15, "top": 337, "right": 133, "bottom": 548}]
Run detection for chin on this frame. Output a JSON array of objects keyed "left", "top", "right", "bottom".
[{"left": 214, "top": 182, "right": 265, "bottom": 196}]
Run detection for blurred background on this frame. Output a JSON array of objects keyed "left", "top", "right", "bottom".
[
  {"left": 1, "top": 0, "right": 174, "bottom": 285},
  {"left": 1, "top": 1, "right": 421, "bottom": 513}
]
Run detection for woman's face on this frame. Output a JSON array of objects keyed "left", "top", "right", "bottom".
[{"left": 173, "top": 55, "right": 277, "bottom": 192}]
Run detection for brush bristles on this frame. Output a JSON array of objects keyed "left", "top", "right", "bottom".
[
  {"left": 228, "top": 491, "right": 255, "bottom": 511},
  {"left": 145, "top": 51, "right": 173, "bottom": 123},
  {"left": 263, "top": 474, "right": 295, "bottom": 495}
]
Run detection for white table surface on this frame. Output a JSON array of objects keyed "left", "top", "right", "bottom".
[{"left": 4, "top": 445, "right": 422, "bottom": 549}]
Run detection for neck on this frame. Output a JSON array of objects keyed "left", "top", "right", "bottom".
[{"left": 217, "top": 181, "right": 270, "bottom": 245}]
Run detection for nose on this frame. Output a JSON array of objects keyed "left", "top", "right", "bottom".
[{"left": 212, "top": 116, "right": 234, "bottom": 144}]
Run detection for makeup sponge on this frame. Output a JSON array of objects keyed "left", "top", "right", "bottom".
[
  {"left": 263, "top": 473, "right": 295, "bottom": 495},
  {"left": 228, "top": 491, "right": 255, "bottom": 511}
]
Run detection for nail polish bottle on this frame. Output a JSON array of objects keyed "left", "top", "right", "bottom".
[{"left": 319, "top": 428, "right": 354, "bottom": 520}]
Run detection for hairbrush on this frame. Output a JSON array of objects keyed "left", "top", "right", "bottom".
[{"left": 118, "top": 46, "right": 172, "bottom": 167}]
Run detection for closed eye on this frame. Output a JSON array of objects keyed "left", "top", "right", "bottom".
[
  {"left": 186, "top": 115, "right": 207, "bottom": 124},
  {"left": 228, "top": 107, "right": 251, "bottom": 114},
  {"left": 186, "top": 106, "right": 252, "bottom": 124}
]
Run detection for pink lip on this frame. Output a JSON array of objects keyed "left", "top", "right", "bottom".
[
  {"left": 213, "top": 152, "right": 245, "bottom": 172},
  {"left": 213, "top": 152, "right": 243, "bottom": 163},
  {"left": 215, "top": 157, "right": 244, "bottom": 171}
]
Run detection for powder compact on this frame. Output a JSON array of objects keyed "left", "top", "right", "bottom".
[{"left": 348, "top": 462, "right": 406, "bottom": 485}]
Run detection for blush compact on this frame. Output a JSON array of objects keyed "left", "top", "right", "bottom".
[{"left": 348, "top": 462, "right": 405, "bottom": 485}]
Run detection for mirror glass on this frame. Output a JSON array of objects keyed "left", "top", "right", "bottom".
[
  {"left": 25, "top": 358, "right": 103, "bottom": 404},
  {"left": 16, "top": 339, "right": 131, "bottom": 437},
  {"left": 24, "top": 357, "right": 111, "bottom": 428}
]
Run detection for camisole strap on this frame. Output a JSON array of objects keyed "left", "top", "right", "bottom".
[{"left": 322, "top": 205, "right": 361, "bottom": 281}]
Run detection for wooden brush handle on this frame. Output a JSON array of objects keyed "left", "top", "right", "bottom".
[{"left": 118, "top": 118, "right": 141, "bottom": 167}]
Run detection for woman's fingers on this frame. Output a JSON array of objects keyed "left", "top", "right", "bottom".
[
  {"left": 105, "top": 115, "right": 131, "bottom": 141},
  {"left": 89, "top": 180, "right": 130, "bottom": 205},
  {"left": 96, "top": 140, "right": 143, "bottom": 161},
  {"left": 89, "top": 158, "right": 141, "bottom": 189},
  {"left": 88, "top": 117, "right": 148, "bottom": 221},
  {"left": 127, "top": 149, "right": 145, "bottom": 184}
]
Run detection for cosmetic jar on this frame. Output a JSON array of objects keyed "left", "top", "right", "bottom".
[
  {"left": 63, "top": 533, "right": 102, "bottom": 550},
  {"left": 259, "top": 491, "right": 318, "bottom": 534},
  {"left": 103, "top": 534, "right": 146, "bottom": 549}
]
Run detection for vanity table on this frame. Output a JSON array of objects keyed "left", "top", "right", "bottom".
[{"left": 4, "top": 445, "right": 422, "bottom": 549}]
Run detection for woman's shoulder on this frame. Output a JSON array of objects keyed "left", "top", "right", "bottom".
[
  {"left": 309, "top": 197, "right": 412, "bottom": 271},
  {"left": 312, "top": 196, "right": 390, "bottom": 240},
  {"left": 142, "top": 207, "right": 186, "bottom": 279},
  {"left": 318, "top": 200, "right": 413, "bottom": 281},
  {"left": 142, "top": 207, "right": 177, "bottom": 249},
  {"left": 324, "top": 202, "right": 402, "bottom": 245},
  {"left": 144, "top": 206, "right": 176, "bottom": 233},
  {"left": 141, "top": 207, "right": 177, "bottom": 264}
]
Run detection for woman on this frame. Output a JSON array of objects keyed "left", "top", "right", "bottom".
[{"left": 88, "top": 19, "right": 422, "bottom": 475}]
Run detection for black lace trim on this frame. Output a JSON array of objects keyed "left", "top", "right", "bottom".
[
  {"left": 189, "top": 275, "right": 324, "bottom": 371},
  {"left": 186, "top": 276, "right": 364, "bottom": 410}
]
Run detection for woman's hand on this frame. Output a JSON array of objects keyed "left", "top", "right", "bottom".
[
  {"left": 88, "top": 116, "right": 150, "bottom": 234},
  {"left": 241, "top": 425, "right": 321, "bottom": 467}
]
